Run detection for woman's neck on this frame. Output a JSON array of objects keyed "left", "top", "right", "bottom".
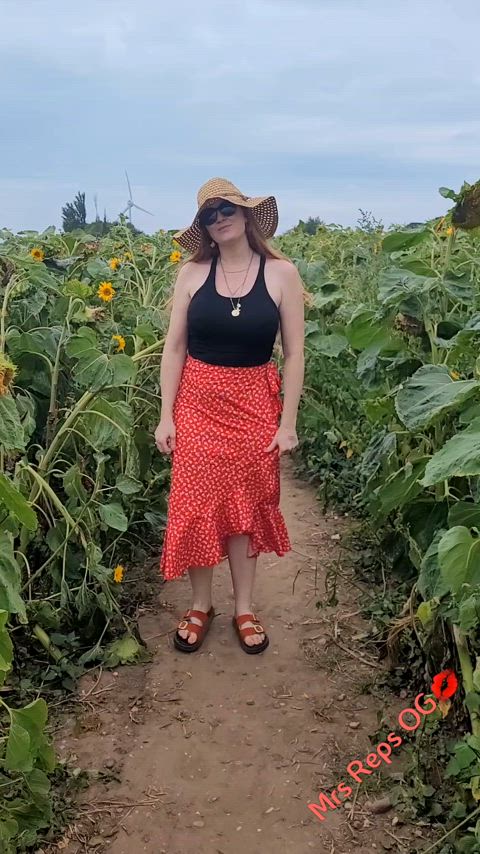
[{"left": 217, "top": 236, "right": 258, "bottom": 268}]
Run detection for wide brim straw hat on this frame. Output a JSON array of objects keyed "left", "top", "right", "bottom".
[{"left": 173, "top": 177, "right": 278, "bottom": 253}]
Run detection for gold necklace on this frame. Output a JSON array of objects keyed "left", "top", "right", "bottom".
[{"left": 219, "top": 252, "right": 254, "bottom": 317}]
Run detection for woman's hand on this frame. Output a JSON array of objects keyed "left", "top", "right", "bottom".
[
  {"left": 265, "top": 426, "right": 298, "bottom": 455},
  {"left": 155, "top": 416, "right": 176, "bottom": 454}
]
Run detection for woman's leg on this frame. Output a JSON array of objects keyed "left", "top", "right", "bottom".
[
  {"left": 227, "top": 534, "right": 265, "bottom": 647},
  {"left": 177, "top": 566, "right": 214, "bottom": 644}
]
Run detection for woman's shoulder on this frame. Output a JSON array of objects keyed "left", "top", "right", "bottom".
[{"left": 265, "top": 256, "right": 298, "bottom": 280}]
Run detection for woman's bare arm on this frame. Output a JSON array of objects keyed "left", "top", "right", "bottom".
[
  {"left": 159, "top": 263, "right": 192, "bottom": 420},
  {"left": 278, "top": 262, "right": 305, "bottom": 431}
]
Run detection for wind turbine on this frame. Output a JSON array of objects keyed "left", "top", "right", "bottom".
[{"left": 121, "top": 170, "right": 154, "bottom": 225}]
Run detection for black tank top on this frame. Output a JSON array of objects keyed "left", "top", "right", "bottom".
[{"left": 187, "top": 254, "right": 280, "bottom": 367}]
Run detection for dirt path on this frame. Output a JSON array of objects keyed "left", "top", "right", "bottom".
[{"left": 55, "top": 459, "right": 419, "bottom": 854}]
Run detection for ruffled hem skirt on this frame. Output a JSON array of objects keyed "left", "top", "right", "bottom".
[{"left": 159, "top": 355, "right": 291, "bottom": 580}]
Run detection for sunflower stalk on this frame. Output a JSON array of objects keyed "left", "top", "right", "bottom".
[{"left": 453, "top": 624, "right": 480, "bottom": 737}]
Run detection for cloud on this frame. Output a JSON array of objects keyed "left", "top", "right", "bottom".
[{"left": 1, "top": 0, "right": 479, "bottom": 231}]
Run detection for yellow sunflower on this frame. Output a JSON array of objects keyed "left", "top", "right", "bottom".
[
  {"left": 112, "top": 334, "right": 126, "bottom": 352},
  {"left": 30, "top": 247, "right": 45, "bottom": 262},
  {"left": 123, "top": 251, "right": 133, "bottom": 262},
  {"left": 446, "top": 226, "right": 455, "bottom": 236},
  {"left": 170, "top": 250, "right": 182, "bottom": 264},
  {"left": 108, "top": 257, "right": 122, "bottom": 271},
  {"left": 0, "top": 356, "right": 17, "bottom": 396},
  {"left": 450, "top": 370, "right": 461, "bottom": 381},
  {"left": 113, "top": 564, "right": 124, "bottom": 583},
  {"left": 97, "top": 281, "right": 115, "bottom": 302}
]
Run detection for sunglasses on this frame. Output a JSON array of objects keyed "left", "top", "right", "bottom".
[{"left": 198, "top": 200, "right": 238, "bottom": 228}]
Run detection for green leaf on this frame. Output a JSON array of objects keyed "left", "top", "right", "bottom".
[
  {"left": 115, "top": 474, "right": 143, "bottom": 495},
  {"left": 85, "top": 258, "right": 112, "bottom": 279},
  {"left": 466, "top": 693, "right": 480, "bottom": 714},
  {"left": 98, "top": 502, "right": 128, "bottom": 532},
  {"left": 0, "top": 533, "right": 27, "bottom": 621},
  {"left": 103, "top": 633, "right": 145, "bottom": 667},
  {"left": 417, "top": 529, "right": 450, "bottom": 600},
  {"left": 373, "top": 457, "right": 428, "bottom": 516},
  {"left": 0, "top": 610, "right": 13, "bottom": 687},
  {"left": 76, "top": 399, "right": 132, "bottom": 451},
  {"left": 5, "top": 698, "right": 54, "bottom": 773},
  {"left": 0, "top": 473, "right": 37, "bottom": 531},
  {"left": 398, "top": 259, "right": 437, "bottom": 277},
  {"left": 438, "top": 526, "right": 480, "bottom": 597},
  {"left": 72, "top": 347, "right": 112, "bottom": 390},
  {"left": 5, "top": 721, "right": 32, "bottom": 772},
  {"left": 416, "top": 600, "right": 437, "bottom": 627},
  {"left": 439, "top": 186, "right": 458, "bottom": 201},
  {"left": 345, "top": 308, "right": 399, "bottom": 352},
  {"left": 421, "top": 420, "right": 480, "bottom": 486},
  {"left": 134, "top": 323, "right": 157, "bottom": 345},
  {"left": 443, "top": 274, "right": 475, "bottom": 304},
  {"left": 378, "top": 267, "right": 434, "bottom": 306},
  {"left": 14, "top": 329, "right": 59, "bottom": 362},
  {"left": 449, "top": 502, "right": 480, "bottom": 530},
  {"left": 0, "top": 817, "right": 18, "bottom": 846},
  {"left": 62, "top": 279, "right": 93, "bottom": 299},
  {"left": 382, "top": 230, "right": 430, "bottom": 253},
  {"left": 0, "top": 396, "right": 25, "bottom": 451},
  {"left": 395, "top": 365, "right": 480, "bottom": 431},
  {"left": 62, "top": 464, "right": 88, "bottom": 504},
  {"left": 306, "top": 332, "right": 348, "bottom": 357},
  {"left": 459, "top": 594, "right": 480, "bottom": 632},
  {"left": 110, "top": 353, "right": 137, "bottom": 386}
]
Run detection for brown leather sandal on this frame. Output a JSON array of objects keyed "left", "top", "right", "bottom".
[
  {"left": 232, "top": 612, "right": 269, "bottom": 655},
  {"left": 173, "top": 606, "right": 215, "bottom": 653}
]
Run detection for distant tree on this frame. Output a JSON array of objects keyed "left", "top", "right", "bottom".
[
  {"left": 62, "top": 192, "right": 87, "bottom": 232},
  {"left": 296, "top": 216, "right": 325, "bottom": 235},
  {"left": 357, "top": 209, "right": 383, "bottom": 233},
  {"left": 61, "top": 192, "right": 143, "bottom": 235}
]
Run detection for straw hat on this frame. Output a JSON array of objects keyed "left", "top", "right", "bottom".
[{"left": 173, "top": 177, "right": 278, "bottom": 253}]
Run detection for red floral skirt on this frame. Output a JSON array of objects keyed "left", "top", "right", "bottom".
[{"left": 159, "top": 355, "right": 291, "bottom": 580}]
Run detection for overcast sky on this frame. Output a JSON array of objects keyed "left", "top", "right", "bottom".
[{"left": 1, "top": 0, "right": 479, "bottom": 235}]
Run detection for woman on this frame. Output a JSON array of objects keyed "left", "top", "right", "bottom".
[{"left": 155, "top": 177, "right": 305, "bottom": 655}]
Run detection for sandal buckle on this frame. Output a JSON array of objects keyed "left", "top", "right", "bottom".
[
  {"left": 253, "top": 624, "right": 264, "bottom": 633},
  {"left": 178, "top": 620, "right": 189, "bottom": 630}
]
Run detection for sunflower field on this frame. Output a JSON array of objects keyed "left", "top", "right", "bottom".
[
  {"left": 2, "top": 178, "right": 480, "bottom": 851},
  {"left": 278, "top": 179, "right": 480, "bottom": 852},
  {"left": 0, "top": 224, "right": 181, "bottom": 850}
]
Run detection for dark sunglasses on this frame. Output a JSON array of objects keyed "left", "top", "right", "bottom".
[{"left": 198, "top": 200, "right": 238, "bottom": 228}]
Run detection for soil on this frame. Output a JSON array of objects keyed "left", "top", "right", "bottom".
[{"left": 52, "top": 458, "right": 427, "bottom": 854}]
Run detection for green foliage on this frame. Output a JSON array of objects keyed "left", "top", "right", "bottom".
[
  {"left": 0, "top": 223, "right": 181, "bottom": 848},
  {"left": 282, "top": 180, "right": 480, "bottom": 850}
]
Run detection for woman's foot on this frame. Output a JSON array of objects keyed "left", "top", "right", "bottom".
[
  {"left": 233, "top": 609, "right": 269, "bottom": 652},
  {"left": 177, "top": 602, "right": 213, "bottom": 644},
  {"left": 235, "top": 614, "right": 265, "bottom": 646}
]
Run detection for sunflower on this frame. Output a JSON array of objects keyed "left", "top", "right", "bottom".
[
  {"left": 0, "top": 356, "right": 17, "bottom": 396},
  {"left": 170, "top": 250, "right": 182, "bottom": 264},
  {"left": 30, "top": 247, "right": 45, "bottom": 262},
  {"left": 450, "top": 370, "right": 461, "bottom": 381},
  {"left": 445, "top": 226, "right": 455, "bottom": 236},
  {"left": 108, "top": 257, "right": 122, "bottom": 271},
  {"left": 97, "top": 281, "right": 115, "bottom": 302},
  {"left": 112, "top": 334, "right": 126, "bottom": 352},
  {"left": 113, "top": 564, "right": 125, "bottom": 583},
  {"left": 123, "top": 251, "right": 133, "bottom": 262}
]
